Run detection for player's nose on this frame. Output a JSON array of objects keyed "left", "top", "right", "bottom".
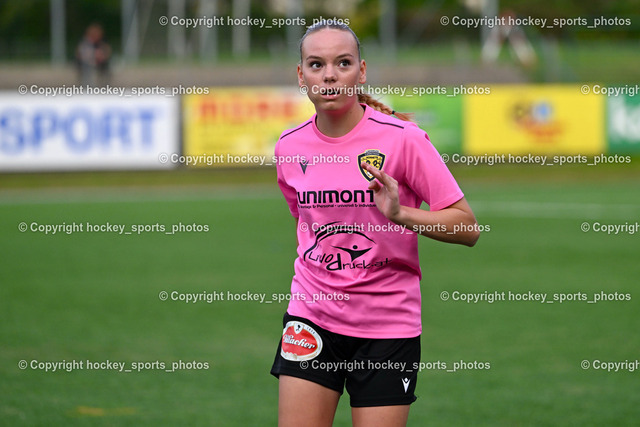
[{"left": 323, "top": 65, "right": 337, "bottom": 82}]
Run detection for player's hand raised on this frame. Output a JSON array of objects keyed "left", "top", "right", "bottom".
[{"left": 361, "top": 162, "right": 402, "bottom": 223}]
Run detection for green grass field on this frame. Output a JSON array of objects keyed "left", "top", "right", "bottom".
[{"left": 1, "top": 165, "right": 640, "bottom": 426}]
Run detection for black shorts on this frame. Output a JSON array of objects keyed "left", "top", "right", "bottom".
[{"left": 270, "top": 312, "right": 420, "bottom": 407}]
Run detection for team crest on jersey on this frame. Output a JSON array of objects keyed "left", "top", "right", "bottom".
[
  {"left": 358, "top": 149, "right": 386, "bottom": 181},
  {"left": 281, "top": 321, "right": 323, "bottom": 361}
]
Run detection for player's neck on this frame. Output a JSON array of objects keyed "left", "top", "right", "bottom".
[{"left": 315, "top": 103, "right": 365, "bottom": 138}]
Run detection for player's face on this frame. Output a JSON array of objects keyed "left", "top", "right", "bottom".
[{"left": 298, "top": 28, "right": 367, "bottom": 114}]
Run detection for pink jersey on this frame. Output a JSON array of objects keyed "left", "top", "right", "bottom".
[{"left": 275, "top": 104, "right": 463, "bottom": 338}]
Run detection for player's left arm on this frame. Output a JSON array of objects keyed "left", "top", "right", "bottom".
[{"left": 361, "top": 162, "right": 480, "bottom": 247}]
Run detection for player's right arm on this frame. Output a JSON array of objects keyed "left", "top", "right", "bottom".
[{"left": 362, "top": 161, "right": 480, "bottom": 247}]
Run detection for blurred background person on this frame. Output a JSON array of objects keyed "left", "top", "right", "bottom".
[{"left": 75, "top": 23, "right": 111, "bottom": 86}]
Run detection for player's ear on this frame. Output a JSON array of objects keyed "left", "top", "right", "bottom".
[
  {"left": 359, "top": 59, "right": 366, "bottom": 84},
  {"left": 297, "top": 63, "right": 305, "bottom": 88}
]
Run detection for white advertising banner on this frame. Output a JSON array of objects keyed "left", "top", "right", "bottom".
[{"left": 0, "top": 93, "right": 179, "bottom": 171}]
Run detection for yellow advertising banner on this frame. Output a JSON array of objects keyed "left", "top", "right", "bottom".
[
  {"left": 183, "top": 87, "right": 315, "bottom": 166},
  {"left": 464, "top": 85, "right": 605, "bottom": 155}
]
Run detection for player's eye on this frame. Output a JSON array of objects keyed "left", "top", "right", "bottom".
[
  {"left": 308, "top": 61, "right": 322, "bottom": 69},
  {"left": 338, "top": 59, "right": 351, "bottom": 67}
]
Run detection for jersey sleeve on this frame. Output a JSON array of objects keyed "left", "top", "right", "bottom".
[
  {"left": 401, "top": 124, "right": 464, "bottom": 211},
  {"left": 274, "top": 139, "right": 299, "bottom": 218}
]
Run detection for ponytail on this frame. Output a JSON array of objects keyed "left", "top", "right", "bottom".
[{"left": 358, "top": 93, "right": 413, "bottom": 122}]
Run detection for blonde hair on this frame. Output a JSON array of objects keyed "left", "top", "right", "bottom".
[
  {"left": 357, "top": 93, "right": 413, "bottom": 122},
  {"left": 300, "top": 20, "right": 412, "bottom": 122}
]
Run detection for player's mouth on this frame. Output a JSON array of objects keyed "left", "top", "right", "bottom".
[{"left": 319, "top": 87, "right": 341, "bottom": 99}]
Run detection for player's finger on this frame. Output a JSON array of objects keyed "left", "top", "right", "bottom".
[
  {"left": 361, "top": 162, "right": 399, "bottom": 192},
  {"left": 382, "top": 170, "right": 398, "bottom": 188},
  {"left": 361, "top": 162, "right": 387, "bottom": 184}
]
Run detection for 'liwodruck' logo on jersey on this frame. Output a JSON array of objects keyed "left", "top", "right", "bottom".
[
  {"left": 303, "top": 221, "right": 391, "bottom": 271},
  {"left": 358, "top": 149, "right": 386, "bottom": 181}
]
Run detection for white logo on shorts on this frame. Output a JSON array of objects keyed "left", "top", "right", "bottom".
[{"left": 402, "top": 378, "right": 411, "bottom": 393}]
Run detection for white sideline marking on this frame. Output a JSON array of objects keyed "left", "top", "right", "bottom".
[
  {"left": 0, "top": 190, "right": 638, "bottom": 220},
  {"left": 0, "top": 185, "right": 280, "bottom": 205},
  {"left": 471, "top": 201, "right": 640, "bottom": 220}
]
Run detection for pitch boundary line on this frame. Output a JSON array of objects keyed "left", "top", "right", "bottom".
[{"left": 0, "top": 189, "right": 638, "bottom": 219}]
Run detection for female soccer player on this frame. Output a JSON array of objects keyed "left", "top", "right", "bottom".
[{"left": 271, "top": 20, "right": 480, "bottom": 427}]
